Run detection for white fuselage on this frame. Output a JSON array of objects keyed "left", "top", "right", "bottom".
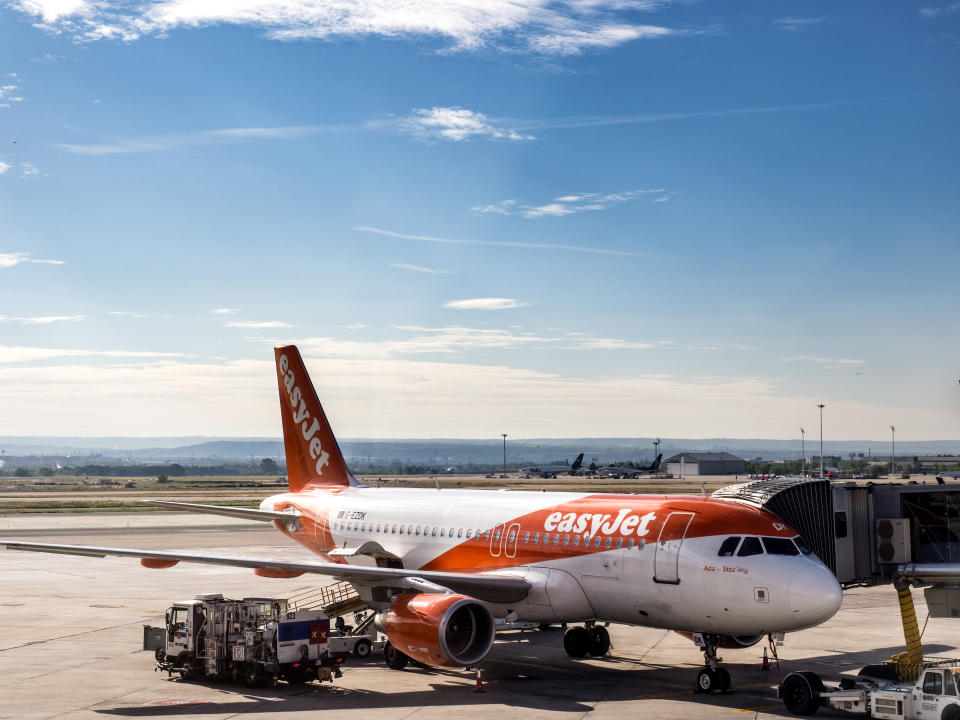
[{"left": 262, "top": 485, "right": 842, "bottom": 637}]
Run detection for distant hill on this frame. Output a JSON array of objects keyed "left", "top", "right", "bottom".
[{"left": 2, "top": 436, "right": 959, "bottom": 467}]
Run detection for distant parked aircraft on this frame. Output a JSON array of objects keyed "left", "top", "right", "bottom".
[
  {"left": 520, "top": 453, "right": 584, "bottom": 478},
  {"left": 595, "top": 454, "right": 663, "bottom": 479}
]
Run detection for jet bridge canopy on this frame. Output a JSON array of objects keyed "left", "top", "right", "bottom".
[{"left": 713, "top": 477, "right": 836, "bottom": 575}]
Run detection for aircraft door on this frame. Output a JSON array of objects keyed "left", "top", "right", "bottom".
[
  {"left": 504, "top": 522, "right": 520, "bottom": 559},
  {"left": 653, "top": 512, "right": 694, "bottom": 584},
  {"left": 490, "top": 523, "right": 504, "bottom": 557}
]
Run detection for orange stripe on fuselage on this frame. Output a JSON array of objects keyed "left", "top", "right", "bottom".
[{"left": 419, "top": 495, "right": 795, "bottom": 571}]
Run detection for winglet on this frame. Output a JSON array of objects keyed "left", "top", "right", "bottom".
[{"left": 274, "top": 345, "right": 360, "bottom": 492}]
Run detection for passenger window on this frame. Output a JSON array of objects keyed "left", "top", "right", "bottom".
[
  {"left": 718, "top": 536, "right": 741, "bottom": 557},
  {"left": 533, "top": 532, "right": 539, "bottom": 543},
  {"left": 923, "top": 671, "right": 943, "bottom": 695},
  {"left": 508, "top": 530, "right": 515, "bottom": 542},
  {"left": 737, "top": 537, "right": 764, "bottom": 557},
  {"left": 465, "top": 529, "right": 472, "bottom": 539},
  {"left": 763, "top": 537, "right": 800, "bottom": 556},
  {"left": 440, "top": 528, "right": 445, "bottom": 537},
  {"left": 432, "top": 527, "right": 438, "bottom": 537},
  {"left": 377, "top": 523, "right": 382, "bottom": 532},
  {"left": 563, "top": 534, "right": 570, "bottom": 545},
  {"left": 605, "top": 537, "right": 612, "bottom": 548},
  {"left": 449, "top": 528, "right": 454, "bottom": 537},
  {"left": 392, "top": 524, "right": 397, "bottom": 534},
  {"left": 399, "top": 525, "right": 406, "bottom": 534},
  {"left": 584, "top": 535, "right": 591, "bottom": 546},
  {"left": 573, "top": 535, "right": 580, "bottom": 547},
  {"left": 523, "top": 532, "right": 530, "bottom": 543},
  {"left": 594, "top": 536, "right": 602, "bottom": 548},
  {"left": 553, "top": 533, "right": 560, "bottom": 545},
  {"left": 494, "top": 529, "right": 502, "bottom": 542},
  {"left": 458, "top": 528, "right": 464, "bottom": 538},
  {"left": 616, "top": 538, "right": 623, "bottom": 548},
  {"left": 627, "top": 538, "right": 635, "bottom": 548},
  {"left": 415, "top": 525, "right": 422, "bottom": 536}
]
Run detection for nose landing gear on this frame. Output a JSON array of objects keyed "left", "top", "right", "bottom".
[{"left": 693, "top": 633, "right": 731, "bottom": 693}]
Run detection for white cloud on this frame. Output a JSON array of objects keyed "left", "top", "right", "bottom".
[
  {"left": 390, "top": 263, "right": 452, "bottom": 274},
  {"left": 473, "top": 189, "right": 667, "bottom": 218},
  {"left": 1, "top": 348, "right": 950, "bottom": 438},
  {"left": 8, "top": 0, "right": 685, "bottom": 56},
  {"left": 20, "top": 162, "right": 39, "bottom": 176},
  {"left": 211, "top": 308, "right": 238, "bottom": 315},
  {"left": 226, "top": 320, "right": 292, "bottom": 328},
  {"left": 0, "top": 252, "right": 66, "bottom": 267},
  {"left": 779, "top": 356, "right": 865, "bottom": 368},
  {"left": 108, "top": 310, "right": 155, "bottom": 319},
  {"left": 772, "top": 16, "right": 824, "bottom": 31},
  {"left": 354, "top": 225, "right": 661, "bottom": 258},
  {"left": 343, "top": 323, "right": 367, "bottom": 330},
  {"left": 0, "top": 314, "right": 85, "bottom": 324},
  {"left": 0, "top": 346, "right": 189, "bottom": 363},
  {"left": 0, "top": 161, "right": 10, "bottom": 174},
  {"left": 920, "top": 7, "right": 941, "bottom": 18},
  {"left": 399, "top": 107, "right": 534, "bottom": 142},
  {"left": 0, "top": 79, "right": 24, "bottom": 108},
  {"left": 443, "top": 298, "right": 529, "bottom": 310}
]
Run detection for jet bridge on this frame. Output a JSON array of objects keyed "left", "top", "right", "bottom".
[{"left": 713, "top": 477, "right": 960, "bottom": 586}]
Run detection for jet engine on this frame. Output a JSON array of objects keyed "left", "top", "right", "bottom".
[
  {"left": 678, "top": 631, "right": 764, "bottom": 649},
  {"left": 718, "top": 635, "right": 764, "bottom": 649},
  {"left": 377, "top": 593, "right": 495, "bottom": 668}
]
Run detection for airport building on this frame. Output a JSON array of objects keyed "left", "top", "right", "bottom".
[{"left": 664, "top": 452, "right": 746, "bottom": 476}]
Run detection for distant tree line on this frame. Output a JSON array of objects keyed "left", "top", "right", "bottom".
[{"left": 2, "top": 457, "right": 283, "bottom": 478}]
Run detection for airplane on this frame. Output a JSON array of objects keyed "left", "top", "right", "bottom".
[
  {"left": 519, "top": 453, "right": 584, "bottom": 478},
  {"left": 595, "top": 453, "right": 663, "bottom": 478},
  {"left": 0, "top": 345, "right": 842, "bottom": 693}
]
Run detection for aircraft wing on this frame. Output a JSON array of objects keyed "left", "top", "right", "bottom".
[
  {"left": 0, "top": 540, "right": 530, "bottom": 604},
  {"left": 142, "top": 500, "right": 299, "bottom": 528}
]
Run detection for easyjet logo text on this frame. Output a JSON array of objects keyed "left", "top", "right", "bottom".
[
  {"left": 278, "top": 354, "right": 330, "bottom": 476},
  {"left": 543, "top": 509, "right": 657, "bottom": 537}
]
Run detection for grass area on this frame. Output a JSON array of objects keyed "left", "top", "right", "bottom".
[{"left": 0, "top": 498, "right": 264, "bottom": 513}]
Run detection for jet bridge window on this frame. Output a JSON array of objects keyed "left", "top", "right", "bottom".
[
  {"left": 737, "top": 537, "right": 764, "bottom": 557},
  {"left": 762, "top": 537, "right": 800, "bottom": 556},
  {"left": 718, "top": 537, "right": 741, "bottom": 557},
  {"left": 922, "top": 671, "right": 943, "bottom": 695}
]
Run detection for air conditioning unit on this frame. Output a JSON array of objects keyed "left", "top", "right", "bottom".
[{"left": 876, "top": 518, "right": 911, "bottom": 563}]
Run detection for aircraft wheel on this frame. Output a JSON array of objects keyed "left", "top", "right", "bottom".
[
  {"left": 780, "top": 672, "right": 821, "bottom": 715},
  {"left": 353, "top": 638, "right": 372, "bottom": 659},
  {"left": 383, "top": 642, "right": 409, "bottom": 670},
  {"left": 696, "top": 667, "right": 718, "bottom": 693},
  {"left": 563, "top": 626, "right": 591, "bottom": 658},
  {"left": 716, "top": 667, "right": 731, "bottom": 692},
  {"left": 588, "top": 626, "right": 610, "bottom": 657}
]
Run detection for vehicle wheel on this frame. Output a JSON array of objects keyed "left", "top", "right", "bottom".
[
  {"left": 588, "top": 626, "right": 611, "bottom": 657},
  {"left": 383, "top": 642, "right": 409, "bottom": 670},
  {"left": 353, "top": 638, "right": 372, "bottom": 659},
  {"left": 780, "top": 672, "right": 820, "bottom": 716},
  {"left": 563, "top": 626, "right": 591, "bottom": 658},
  {"left": 943, "top": 705, "right": 960, "bottom": 720},
  {"left": 242, "top": 663, "right": 262, "bottom": 688},
  {"left": 716, "top": 667, "right": 731, "bottom": 692},
  {"left": 696, "top": 667, "right": 717, "bottom": 693}
]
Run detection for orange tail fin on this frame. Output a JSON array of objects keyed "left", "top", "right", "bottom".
[{"left": 274, "top": 345, "right": 359, "bottom": 492}]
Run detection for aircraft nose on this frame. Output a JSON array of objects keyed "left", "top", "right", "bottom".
[{"left": 788, "top": 564, "right": 842, "bottom": 627}]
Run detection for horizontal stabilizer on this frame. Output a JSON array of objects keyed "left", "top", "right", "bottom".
[{"left": 143, "top": 500, "right": 299, "bottom": 529}]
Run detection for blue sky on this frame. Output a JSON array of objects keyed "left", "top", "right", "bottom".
[{"left": 0, "top": 0, "right": 958, "bottom": 439}]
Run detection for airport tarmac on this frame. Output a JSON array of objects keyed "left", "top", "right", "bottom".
[{"left": 2, "top": 512, "right": 959, "bottom": 720}]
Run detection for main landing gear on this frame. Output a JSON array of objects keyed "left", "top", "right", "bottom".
[
  {"left": 693, "top": 634, "right": 731, "bottom": 693},
  {"left": 563, "top": 623, "right": 611, "bottom": 658}
]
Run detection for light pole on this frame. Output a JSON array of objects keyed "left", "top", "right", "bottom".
[
  {"left": 818, "top": 404, "right": 825, "bottom": 479},
  {"left": 654, "top": 437, "right": 660, "bottom": 459},
  {"left": 890, "top": 425, "right": 895, "bottom": 479},
  {"left": 502, "top": 434, "right": 507, "bottom": 475},
  {"left": 801, "top": 428, "right": 806, "bottom": 477}
]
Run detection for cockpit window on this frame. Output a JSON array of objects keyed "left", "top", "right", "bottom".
[
  {"left": 763, "top": 537, "right": 800, "bottom": 556},
  {"left": 718, "top": 537, "right": 741, "bottom": 557},
  {"left": 737, "top": 537, "right": 764, "bottom": 557},
  {"left": 793, "top": 536, "right": 812, "bottom": 555}
]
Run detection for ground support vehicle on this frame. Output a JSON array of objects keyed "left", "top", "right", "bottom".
[
  {"left": 143, "top": 593, "right": 342, "bottom": 687},
  {"left": 328, "top": 610, "right": 386, "bottom": 660},
  {"left": 780, "top": 662, "right": 960, "bottom": 717}
]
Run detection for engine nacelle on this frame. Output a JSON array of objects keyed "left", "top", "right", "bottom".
[
  {"left": 677, "top": 631, "right": 764, "bottom": 649},
  {"left": 379, "top": 593, "right": 495, "bottom": 668}
]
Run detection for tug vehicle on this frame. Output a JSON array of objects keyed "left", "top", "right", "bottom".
[
  {"left": 781, "top": 663, "right": 960, "bottom": 718},
  {"left": 143, "top": 594, "right": 342, "bottom": 686}
]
